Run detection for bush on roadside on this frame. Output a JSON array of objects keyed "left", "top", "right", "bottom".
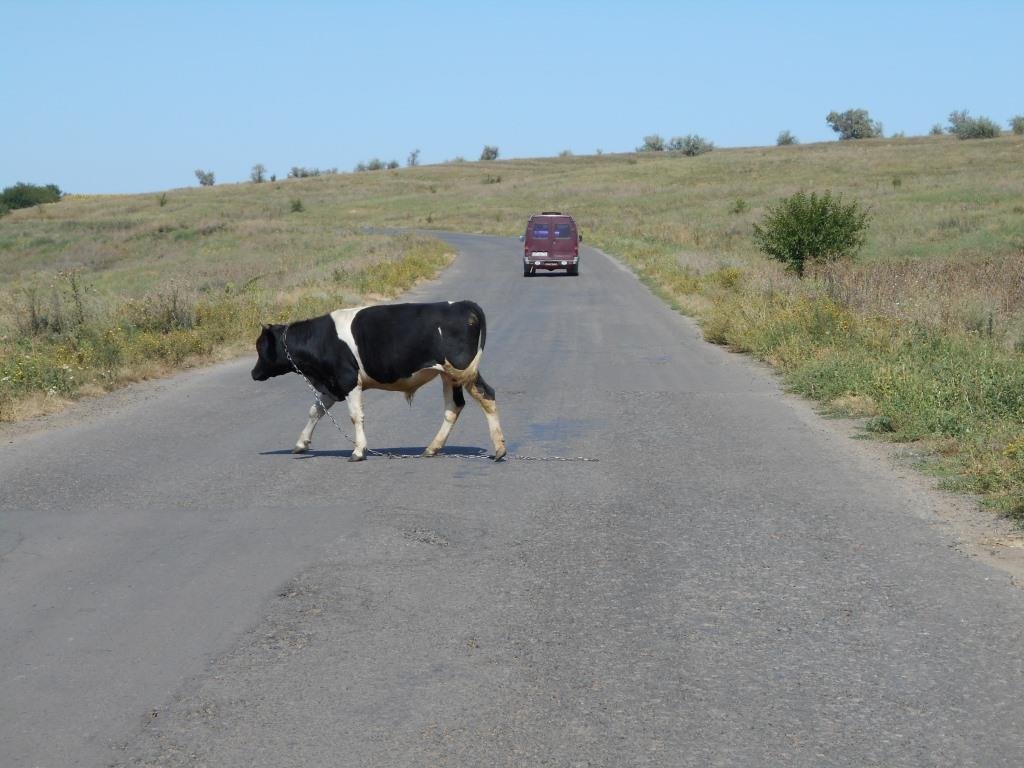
[
  {"left": 752, "top": 190, "right": 869, "bottom": 276},
  {"left": 123, "top": 286, "right": 196, "bottom": 333},
  {"left": 15, "top": 271, "right": 88, "bottom": 337}
]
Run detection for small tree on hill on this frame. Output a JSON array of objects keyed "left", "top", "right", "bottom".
[
  {"left": 669, "top": 134, "right": 714, "bottom": 156},
  {"left": 1011, "top": 116, "right": 1024, "bottom": 135},
  {"left": 250, "top": 164, "right": 266, "bottom": 183},
  {"left": 194, "top": 169, "right": 215, "bottom": 186},
  {"left": 1, "top": 182, "right": 62, "bottom": 210},
  {"left": 407, "top": 148, "right": 420, "bottom": 167},
  {"left": 826, "top": 109, "right": 883, "bottom": 140},
  {"left": 289, "top": 166, "right": 326, "bottom": 178},
  {"left": 947, "top": 110, "right": 1001, "bottom": 139},
  {"left": 776, "top": 130, "right": 798, "bottom": 146},
  {"left": 638, "top": 134, "right": 665, "bottom": 152},
  {"left": 480, "top": 145, "right": 499, "bottom": 161},
  {"left": 752, "top": 190, "right": 869, "bottom": 276}
]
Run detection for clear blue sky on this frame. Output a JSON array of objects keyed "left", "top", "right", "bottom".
[{"left": 3, "top": 1, "right": 1021, "bottom": 194}]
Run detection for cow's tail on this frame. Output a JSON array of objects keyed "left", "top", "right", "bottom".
[
  {"left": 467, "top": 301, "right": 487, "bottom": 353},
  {"left": 446, "top": 302, "right": 486, "bottom": 387}
]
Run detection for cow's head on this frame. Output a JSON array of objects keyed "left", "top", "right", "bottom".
[{"left": 251, "top": 324, "right": 291, "bottom": 381}]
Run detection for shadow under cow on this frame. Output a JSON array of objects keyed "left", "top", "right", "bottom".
[{"left": 259, "top": 445, "right": 493, "bottom": 460}]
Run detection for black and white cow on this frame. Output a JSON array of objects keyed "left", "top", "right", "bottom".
[{"left": 251, "top": 300, "right": 507, "bottom": 461}]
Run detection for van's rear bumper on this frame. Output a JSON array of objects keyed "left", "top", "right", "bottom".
[{"left": 525, "top": 256, "right": 578, "bottom": 270}]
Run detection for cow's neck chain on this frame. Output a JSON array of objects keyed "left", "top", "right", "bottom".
[{"left": 279, "top": 324, "right": 599, "bottom": 463}]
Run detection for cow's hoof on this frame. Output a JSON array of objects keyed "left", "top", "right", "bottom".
[
  {"left": 493, "top": 446, "right": 507, "bottom": 462},
  {"left": 348, "top": 453, "right": 366, "bottom": 462},
  {"left": 292, "top": 444, "right": 309, "bottom": 454}
]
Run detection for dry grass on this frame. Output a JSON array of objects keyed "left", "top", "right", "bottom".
[
  {"left": 0, "top": 189, "right": 453, "bottom": 421},
  {"left": 813, "top": 253, "right": 1024, "bottom": 347}
]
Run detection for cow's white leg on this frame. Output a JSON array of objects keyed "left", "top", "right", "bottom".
[
  {"left": 294, "top": 395, "right": 336, "bottom": 453},
  {"left": 423, "top": 377, "right": 464, "bottom": 457},
  {"left": 468, "top": 375, "right": 507, "bottom": 461},
  {"left": 346, "top": 385, "right": 368, "bottom": 462}
]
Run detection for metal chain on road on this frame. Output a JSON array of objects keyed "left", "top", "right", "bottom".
[{"left": 280, "top": 325, "right": 599, "bottom": 463}]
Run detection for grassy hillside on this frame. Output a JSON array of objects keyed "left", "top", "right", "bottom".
[
  {"left": 0, "top": 190, "right": 454, "bottom": 421},
  {"left": 2, "top": 133, "right": 1023, "bottom": 514}
]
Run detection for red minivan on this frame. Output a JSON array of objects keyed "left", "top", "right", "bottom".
[{"left": 520, "top": 212, "right": 582, "bottom": 276}]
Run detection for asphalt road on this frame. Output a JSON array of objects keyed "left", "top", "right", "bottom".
[{"left": 2, "top": 234, "right": 1024, "bottom": 767}]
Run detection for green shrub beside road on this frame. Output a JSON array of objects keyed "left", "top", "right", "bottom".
[{"left": 752, "top": 191, "right": 869, "bottom": 276}]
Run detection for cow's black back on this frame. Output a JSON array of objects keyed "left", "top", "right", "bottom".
[{"left": 353, "top": 300, "right": 486, "bottom": 384}]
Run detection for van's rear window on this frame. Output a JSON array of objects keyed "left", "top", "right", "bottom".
[
  {"left": 532, "top": 224, "right": 550, "bottom": 237},
  {"left": 555, "top": 223, "right": 575, "bottom": 238}
]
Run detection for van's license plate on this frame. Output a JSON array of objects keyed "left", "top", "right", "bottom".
[{"left": 531, "top": 251, "right": 548, "bottom": 258}]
